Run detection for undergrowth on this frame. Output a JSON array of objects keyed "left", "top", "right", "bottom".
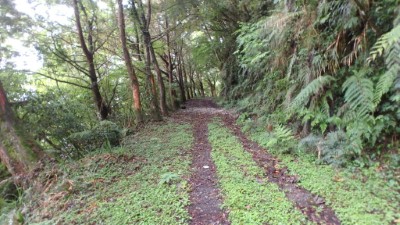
[
  {"left": 23, "top": 122, "right": 193, "bottom": 224},
  {"left": 208, "top": 121, "right": 308, "bottom": 225},
  {"left": 249, "top": 129, "right": 400, "bottom": 225}
]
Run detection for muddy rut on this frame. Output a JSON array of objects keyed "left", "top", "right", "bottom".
[
  {"left": 172, "top": 99, "right": 340, "bottom": 225},
  {"left": 172, "top": 100, "right": 230, "bottom": 225},
  {"left": 222, "top": 116, "right": 340, "bottom": 225}
]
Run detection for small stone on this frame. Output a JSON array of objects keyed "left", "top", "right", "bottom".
[
  {"left": 203, "top": 165, "right": 209, "bottom": 169},
  {"left": 314, "top": 196, "right": 325, "bottom": 205}
]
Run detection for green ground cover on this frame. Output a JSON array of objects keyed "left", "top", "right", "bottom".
[
  {"left": 250, "top": 130, "right": 400, "bottom": 225},
  {"left": 208, "top": 121, "right": 309, "bottom": 225},
  {"left": 24, "top": 122, "right": 193, "bottom": 225}
]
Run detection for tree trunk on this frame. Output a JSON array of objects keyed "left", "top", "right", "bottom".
[
  {"left": 181, "top": 51, "right": 191, "bottom": 100},
  {"left": 150, "top": 41, "right": 168, "bottom": 116},
  {"left": 134, "top": 25, "right": 142, "bottom": 61},
  {"left": 188, "top": 68, "right": 196, "bottom": 97},
  {"left": 210, "top": 85, "right": 216, "bottom": 97},
  {"left": 165, "top": 15, "right": 178, "bottom": 109},
  {"left": 130, "top": 0, "right": 162, "bottom": 121},
  {"left": 212, "top": 80, "right": 217, "bottom": 97},
  {"left": 89, "top": 68, "right": 109, "bottom": 120},
  {"left": 144, "top": 36, "right": 162, "bottom": 120},
  {"left": 199, "top": 80, "right": 205, "bottom": 97},
  {"left": 73, "top": 0, "right": 110, "bottom": 120},
  {"left": 117, "top": 0, "right": 143, "bottom": 123},
  {"left": 206, "top": 78, "right": 216, "bottom": 97},
  {"left": 0, "top": 81, "right": 44, "bottom": 185},
  {"left": 143, "top": 0, "right": 167, "bottom": 117},
  {"left": 177, "top": 56, "right": 186, "bottom": 102}
]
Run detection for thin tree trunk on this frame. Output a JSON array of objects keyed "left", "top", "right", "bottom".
[
  {"left": 143, "top": 0, "right": 167, "bottom": 117},
  {"left": 0, "top": 81, "right": 44, "bottom": 185},
  {"left": 210, "top": 86, "right": 216, "bottom": 97},
  {"left": 131, "top": 0, "right": 162, "bottom": 121},
  {"left": 212, "top": 80, "right": 217, "bottom": 97},
  {"left": 165, "top": 15, "right": 177, "bottom": 109},
  {"left": 145, "top": 36, "right": 162, "bottom": 120},
  {"left": 134, "top": 25, "right": 142, "bottom": 61},
  {"left": 188, "top": 67, "right": 196, "bottom": 97},
  {"left": 117, "top": 0, "right": 143, "bottom": 123},
  {"left": 181, "top": 51, "right": 191, "bottom": 100},
  {"left": 206, "top": 78, "right": 216, "bottom": 97},
  {"left": 177, "top": 55, "right": 186, "bottom": 102},
  {"left": 73, "top": 0, "right": 109, "bottom": 120},
  {"left": 199, "top": 80, "right": 205, "bottom": 97},
  {"left": 150, "top": 43, "right": 168, "bottom": 116}
]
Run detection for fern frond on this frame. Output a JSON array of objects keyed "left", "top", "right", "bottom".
[
  {"left": 342, "top": 111, "right": 359, "bottom": 124},
  {"left": 374, "top": 65, "right": 399, "bottom": 106},
  {"left": 274, "top": 124, "right": 294, "bottom": 141},
  {"left": 370, "top": 15, "right": 400, "bottom": 106},
  {"left": 369, "top": 24, "right": 400, "bottom": 61},
  {"left": 286, "top": 53, "right": 297, "bottom": 80},
  {"left": 284, "top": 83, "right": 298, "bottom": 108},
  {"left": 289, "top": 75, "right": 335, "bottom": 111},
  {"left": 260, "top": 11, "right": 303, "bottom": 31},
  {"left": 342, "top": 70, "right": 374, "bottom": 117}
]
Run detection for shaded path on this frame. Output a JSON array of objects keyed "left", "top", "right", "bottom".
[{"left": 172, "top": 99, "right": 229, "bottom": 225}]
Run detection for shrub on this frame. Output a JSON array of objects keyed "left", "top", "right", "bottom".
[
  {"left": 299, "top": 131, "right": 355, "bottom": 167},
  {"left": 298, "top": 134, "right": 323, "bottom": 154},
  {"left": 320, "top": 131, "right": 353, "bottom": 167},
  {"left": 262, "top": 125, "right": 296, "bottom": 154},
  {"left": 68, "top": 121, "right": 122, "bottom": 151}
]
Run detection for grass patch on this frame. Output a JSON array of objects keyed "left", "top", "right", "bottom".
[
  {"left": 25, "top": 122, "right": 193, "bottom": 224},
  {"left": 208, "top": 121, "right": 309, "bottom": 225},
  {"left": 251, "top": 131, "right": 400, "bottom": 225}
]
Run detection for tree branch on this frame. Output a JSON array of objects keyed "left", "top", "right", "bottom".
[{"left": 34, "top": 72, "right": 91, "bottom": 90}]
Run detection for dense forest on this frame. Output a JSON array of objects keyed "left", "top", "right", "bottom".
[{"left": 0, "top": 0, "right": 399, "bottom": 224}]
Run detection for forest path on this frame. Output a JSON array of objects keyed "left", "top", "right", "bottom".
[
  {"left": 171, "top": 98, "right": 340, "bottom": 225},
  {"left": 171, "top": 99, "right": 230, "bottom": 225}
]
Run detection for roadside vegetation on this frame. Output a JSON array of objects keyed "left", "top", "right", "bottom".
[
  {"left": 237, "top": 118, "right": 400, "bottom": 225},
  {"left": 11, "top": 122, "right": 193, "bottom": 225}
]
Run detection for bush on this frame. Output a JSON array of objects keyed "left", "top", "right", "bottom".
[
  {"left": 68, "top": 121, "right": 122, "bottom": 151},
  {"left": 261, "top": 125, "right": 296, "bottom": 154},
  {"left": 298, "top": 134, "right": 323, "bottom": 154},
  {"left": 299, "top": 131, "right": 355, "bottom": 167},
  {"left": 320, "top": 131, "right": 353, "bottom": 167}
]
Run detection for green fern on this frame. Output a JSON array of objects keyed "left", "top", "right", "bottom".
[
  {"left": 274, "top": 125, "right": 295, "bottom": 141},
  {"left": 266, "top": 124, "right": 296, "bottom": 154},
  {"left": 369, "top": 24, "right": 400, "bottom": 61},
  {"left": 320, "top": 131, "right": 352, "bottom": 167},
  {"left": 159, "top": 172, "right": 180, "bottom": 185},
  {"left": 289, "top": 75, "right": 335, "bottom": 111},
  {"left": 342, "top": 110, "right": 359, "bottom": 124},
  {"left": 374, "top": 64, "right": 399, "bottom": 106},
  {"left": 342, "top": 70, "right": 374, "bottom": 118},
  {"left": 369, "top": 15, "right": 400, "bottom": 106}
]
